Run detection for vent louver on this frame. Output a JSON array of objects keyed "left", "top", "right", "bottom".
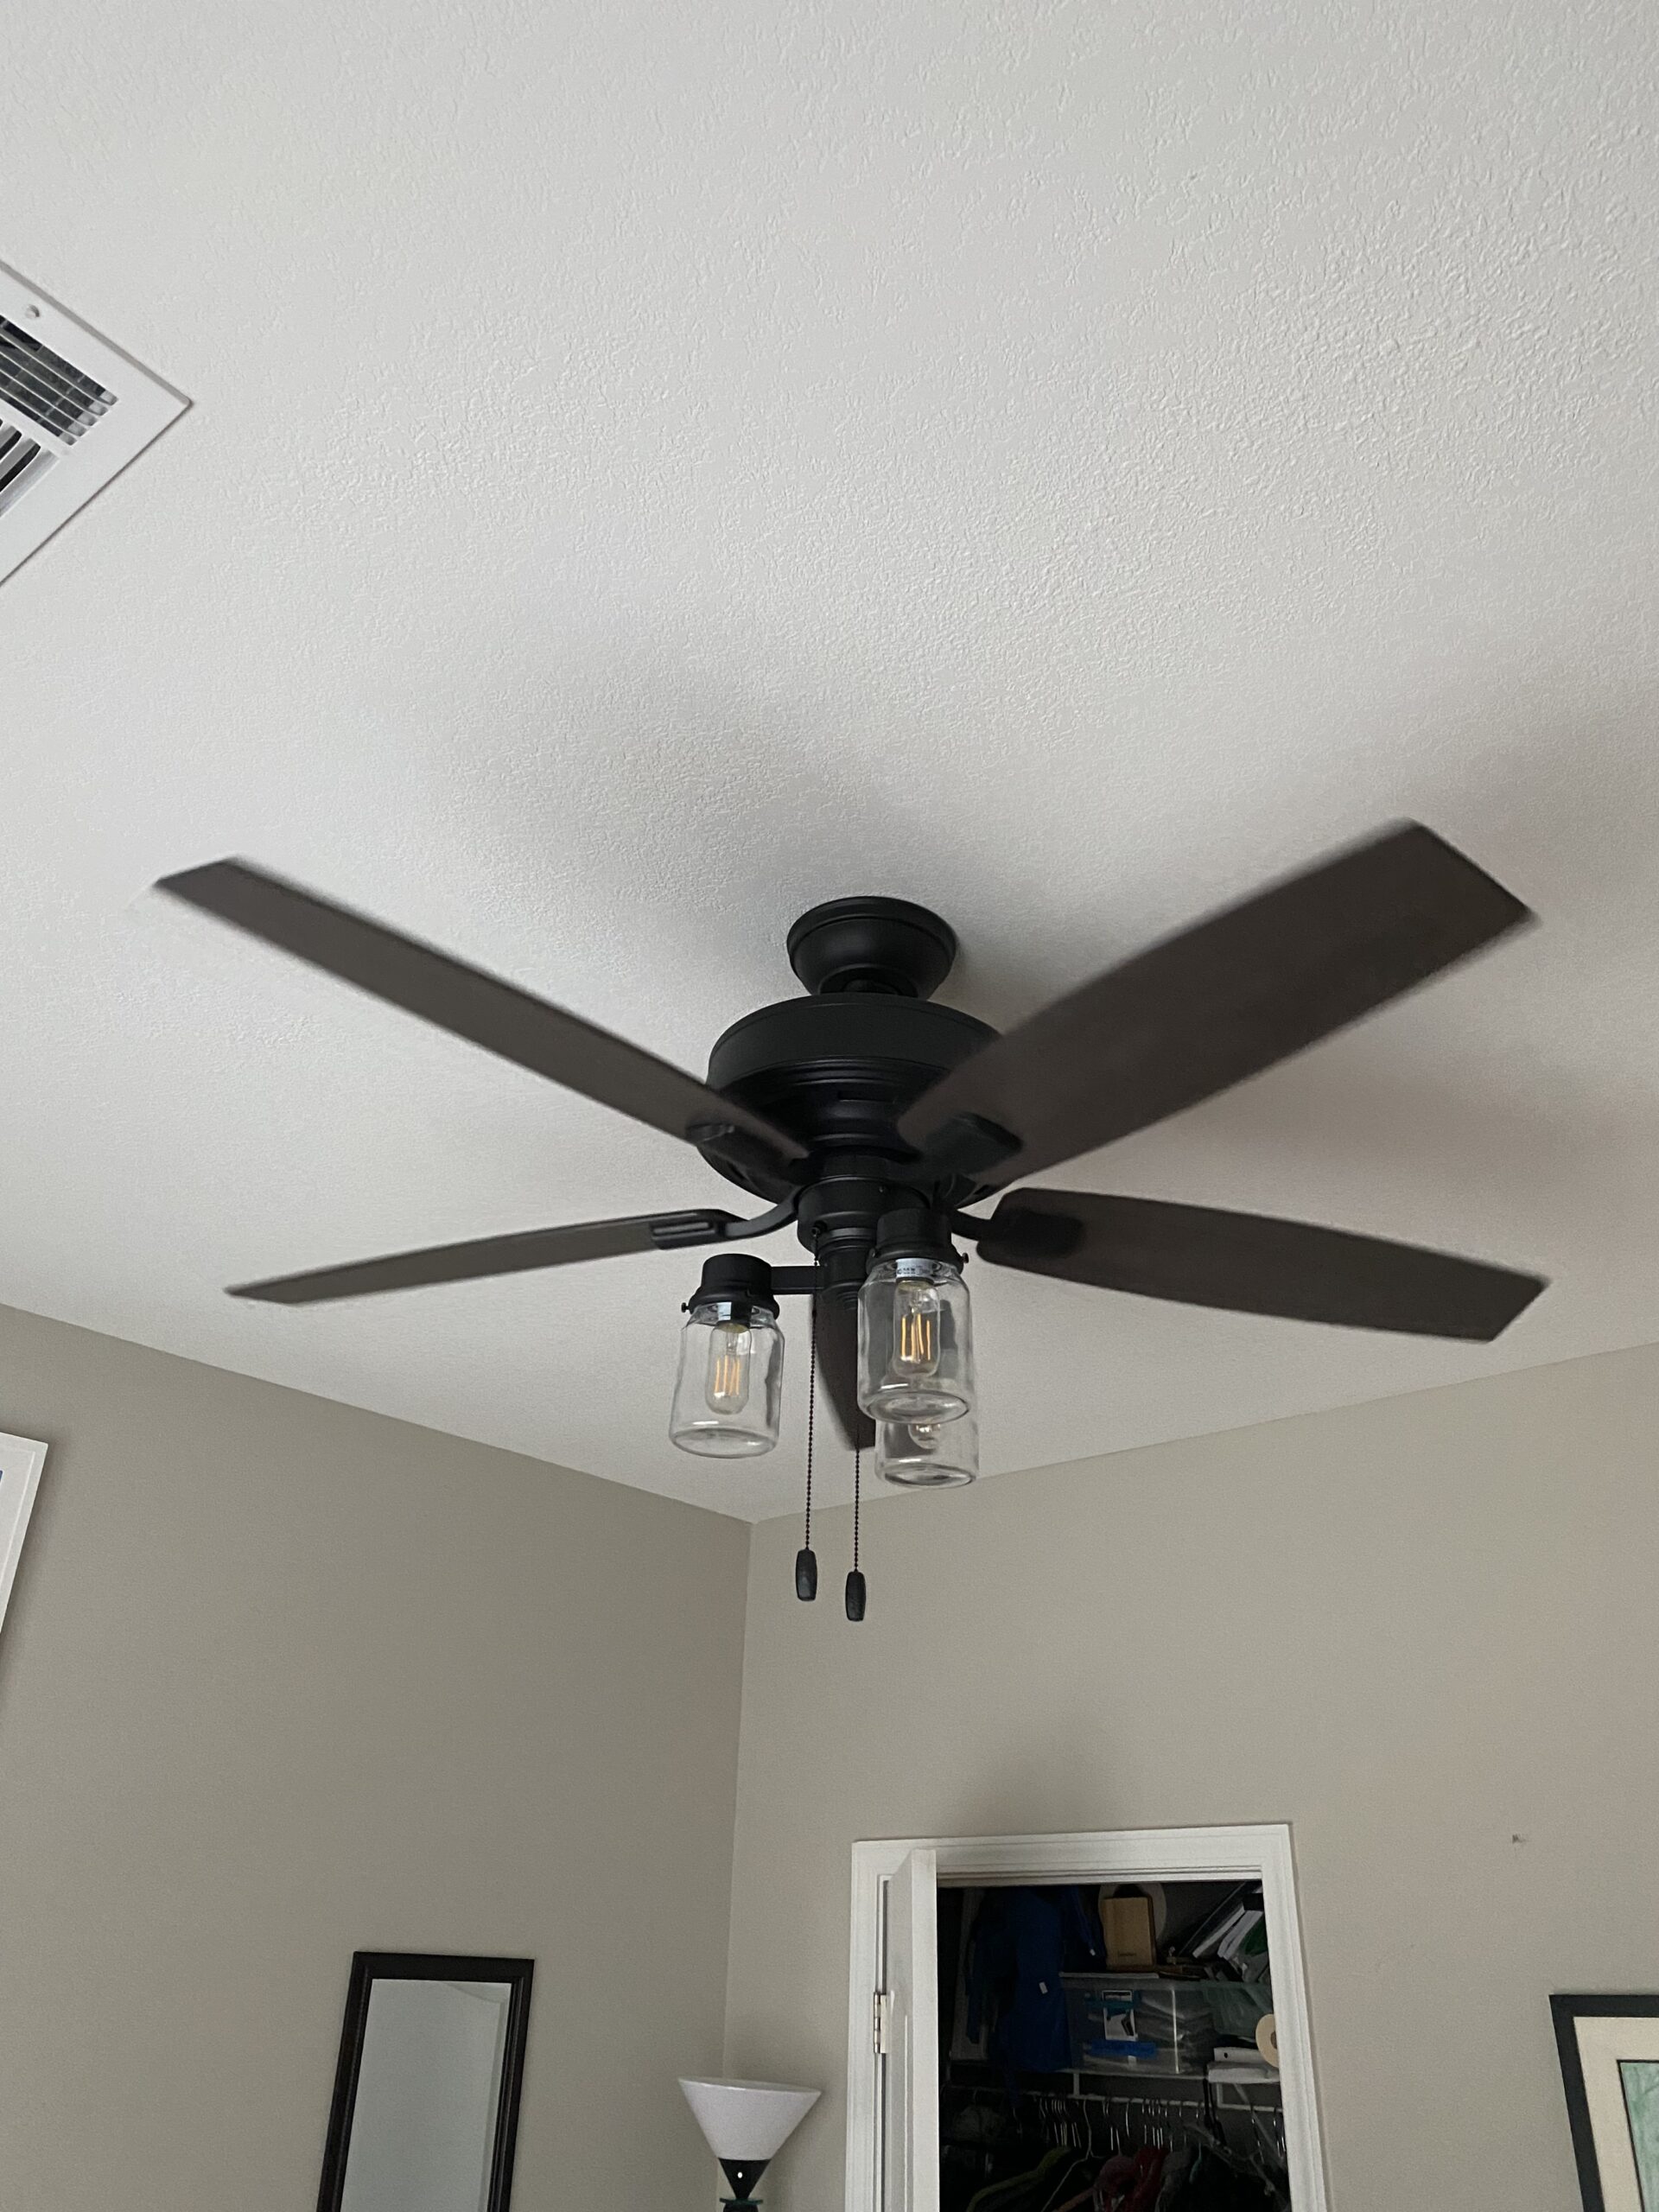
[
  {"left": 0, "top": 423, "right": 52, "bottom": 516},
  {"left": 0, "top": 314, "right": 116, "bottom": 443},
  {"left": 0, "top": 264, "right": 185, "bottom": 585}
]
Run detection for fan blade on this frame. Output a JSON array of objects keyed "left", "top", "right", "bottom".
[
  {"left": 814, "top": 1289, "right": 877, "bottom": 1452},
  {"left": 231, "top": 1208, "right": 739, "bottom": 1305},
  {"left": 158, "top": 861, "right": 804, "bottom": 1182},
  {"left": 900, "top": 823, "right": 1531, "bottom": 1187},
  {"left": 977, "top": 1188, "right": 1546, "bottom": 1340}
]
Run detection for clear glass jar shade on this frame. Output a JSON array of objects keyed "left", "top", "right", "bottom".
[
  {"left": 875, "top": 1408, "right": 978, "bottom": 1488},
  {"left": 669, "top": 1302, "right": 784, "bottom": 1457},
  {"left": 857, "top": 1256, "right": 975, "bottom": 1421}
]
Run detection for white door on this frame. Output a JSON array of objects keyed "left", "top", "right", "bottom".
[{"left": 880, "top": 1847, "right": 940, "bottom": 2212}]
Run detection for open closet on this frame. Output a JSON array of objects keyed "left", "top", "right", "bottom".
[
  {"left": 846, "top": 1827, "right": 1325, "bottom": 2212},
  {"left": 937, "top": 1878, "right": 1287, "bottom": 2211}
]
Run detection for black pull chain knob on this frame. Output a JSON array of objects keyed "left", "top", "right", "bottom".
[
  {"left": 796, "top": 1548, "right": 818, "bottom": 1601},
  {"left": 844, "top": 1567, "right": 867, "bottom": 1621}
]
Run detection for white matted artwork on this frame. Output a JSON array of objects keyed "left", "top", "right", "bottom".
[
  {"left": 1554, "top": 1996, "right": 1659, "bottom": 2212},
  {"left": 0, "top": 1431, "right": 48, "bottom": 1640}
]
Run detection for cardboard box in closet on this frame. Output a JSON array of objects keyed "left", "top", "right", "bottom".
[{"left": 1101, "top": 1895, "right": 1157, "bottom": 1970}]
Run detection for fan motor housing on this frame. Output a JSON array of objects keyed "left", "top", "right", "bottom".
[{"left": 700, "top": 898, "right": 996, "bottom": 1205}]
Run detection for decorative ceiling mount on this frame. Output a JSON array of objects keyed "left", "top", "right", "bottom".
[
  {"left": 784, "top": 893, "right": 958, "bottom": 998},
  {"left": 156, "top": 820, "right": 1550, "bottom": 1506}
]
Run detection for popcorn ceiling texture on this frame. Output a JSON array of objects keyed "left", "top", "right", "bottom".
[{"left": 2, "top": 0, "right": 1656, "bottom": 1516}]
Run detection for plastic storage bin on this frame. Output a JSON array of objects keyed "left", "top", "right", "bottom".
[
  {"left": 1205, "top": 1980, "right": 1274, "bottom": 2044},
  {"left": 1062, "top": 1975, "right": 1218, "bottom": 2075}
]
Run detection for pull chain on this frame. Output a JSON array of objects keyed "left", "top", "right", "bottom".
[
  {"left": 795, "top": 1293, "right": 819, "bottom": 1601},
  {"left": 845, "top": 1440, "right": 867, "bottom": 1621},
  {"left": 853, "top": 1446, "right": 861, "bottom": 1572}
]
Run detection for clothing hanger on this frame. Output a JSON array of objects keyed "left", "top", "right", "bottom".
[
  {"left": 961, "top": 2142, "right": 1064, "bottom": 2212},
  {"left": 1031, "top": 2097, "right": 1103, "bottom": 2212},
  {"left": 1173, "top": 2115, "right": 1284, "bottom": 2211}
]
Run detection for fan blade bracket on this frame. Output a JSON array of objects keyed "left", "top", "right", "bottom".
[
  {"left": 912, "top": 1111, "right": 1022, "bottom": 1185},
  {"left": 975, "top": 1200, "right": 1084, "bottom": 1264},
  {"left": 646, "top": 1208, "right": 745, "bottom": 1250},
  {"left": 689, "top": 1118, "right": 808, "bottom": 1191},
  {"left": 652, "top": 1192, "right": 801, "bottom": 1257}
]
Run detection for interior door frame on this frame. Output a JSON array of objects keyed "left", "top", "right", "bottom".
[{"left": 846, "top": 1823, "right": 1328, "bottom": 2212}]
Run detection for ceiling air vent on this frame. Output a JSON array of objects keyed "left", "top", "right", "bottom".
[{"left": 0, "top": 261, "right": 187, "bottom": 586}]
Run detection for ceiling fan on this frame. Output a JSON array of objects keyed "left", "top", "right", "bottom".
[{"left": 156, "top": 821, "right": 1546, "bottom": 1486}]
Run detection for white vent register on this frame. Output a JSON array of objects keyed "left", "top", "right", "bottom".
[{"left": 0, "top": 261, "right": 187, "bottom": 585}]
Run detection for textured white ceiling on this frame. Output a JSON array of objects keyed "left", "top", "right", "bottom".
[{"left": 3, "top": 0, "right": 1657, "bottom": 1520}]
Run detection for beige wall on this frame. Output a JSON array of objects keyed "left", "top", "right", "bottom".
[
  {"left": 723, "top": 1342, "right": 1659, "bottom": 2212},
  {"left": 10, "top": 1296, "right": 1659, "bottom": 2212},
  {"left": 0, "top": 1300, "right": 750, "bottom": 2212}
]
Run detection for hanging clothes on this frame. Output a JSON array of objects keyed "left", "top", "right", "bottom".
[
  {"left": 965, "top": 1887, "right": 1102, "bottom": 2075},
  {"left": 1152, "top": 2146, "right": 1194, "bottom": 2210},
  {"left": 963, "top": 2145, "right": 1072, "bottom": 2212},
  {"left": 1166, "top": 2142, "right": 1281, "bottom": 2209}
]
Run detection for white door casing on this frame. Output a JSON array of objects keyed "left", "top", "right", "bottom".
[
  {"left": 845, "top": 1824, "right": 1328, "bottom": 2212},
  {"left": 879, "top": 1849, "right": 940, "bottom": 2212}
]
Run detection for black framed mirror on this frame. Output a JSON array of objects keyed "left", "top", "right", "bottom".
[{"left": 316, "top": 1952, "right": 534, "bottom": 2212}]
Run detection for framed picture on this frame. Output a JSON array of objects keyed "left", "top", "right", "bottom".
[
  {"left": 0, "top": 1432, "right": 48, "bottom": 1641},
  {"left": 1554, "top": 1994, "right": 1659, "bottom": 2212}
]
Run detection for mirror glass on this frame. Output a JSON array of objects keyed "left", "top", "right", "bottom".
[{"left": 341, "top": 1980, "right": 512, "bottom": 2212}]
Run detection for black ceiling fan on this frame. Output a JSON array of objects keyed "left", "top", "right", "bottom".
[{"left": 156, "top": 821, "right": 1547, "bottom": 1462}]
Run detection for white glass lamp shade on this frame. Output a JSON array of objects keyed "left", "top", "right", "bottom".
[
  {"left": 876, "top": 1406, "right": 978, "bottom": 1487},
  {"left": 858, "top": 1255, "right": 974, "bottom": 1421},
  {"left": 679, "top": 2076, "right": 820, "bottom": 2161},
  {"left": 669, "top": 1298, "right": 784, "bottom": 1457}
]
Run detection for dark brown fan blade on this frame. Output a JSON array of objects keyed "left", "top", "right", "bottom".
[
  {"left": 814, "top": 1289, "right": 877, "bottom": 1452},
  {"left": 900, "top": 823, "right": 1531, "bottom": 1187},
  {"left": 231, "top": 1208, "right": 739, "bottom": 1305},
  {"left": 977, "top": 1188, "right": 1546, "bottom": 1340},
  {"left": 158, "top": 861, "right": 804, "bottom": 1182}
]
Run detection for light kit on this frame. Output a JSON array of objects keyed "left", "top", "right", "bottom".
[
  {"left": 670, "top": 1254, "right": 785, "bottom": 1458},
  {"left": 857, "top": 1207, "right": 975, "bottom": 1424},
  {"left": 875, "top": 1406, "right": 979, "bottom": 1488}
]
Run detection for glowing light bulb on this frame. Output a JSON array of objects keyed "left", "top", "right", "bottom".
[
  {"left": 858, "top": 1222, "right": 975, "bottom": 1424},
  {"left": 892, "top": 1278, "right": 941, "bottom": 1377},
  {"left": 704, "top": 1319, "right": 753, "bottom": 1414},
  {"left": 669, "top": 1262, "right": 784, "bottom": 1459}
]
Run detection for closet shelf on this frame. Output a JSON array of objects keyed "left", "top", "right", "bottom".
[{"left": 945, "top": 2060, "right": 1281, "bottom": 2101}]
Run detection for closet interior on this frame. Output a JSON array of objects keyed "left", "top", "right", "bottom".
[{"left": 937, "top": 1878, "right": 1289, "bottom": 2211}]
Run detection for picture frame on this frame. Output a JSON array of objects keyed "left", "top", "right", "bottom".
[
  {"left": 1554, "top": 1993, "right": 1659, "bottom": 2212},
  {"left": 0, "top": 1432, "right": 48, "bottom": 1643}
]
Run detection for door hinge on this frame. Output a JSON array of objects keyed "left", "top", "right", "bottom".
[{"left": 873, "top": 1990, "right": 892, "bottom": 2057}]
